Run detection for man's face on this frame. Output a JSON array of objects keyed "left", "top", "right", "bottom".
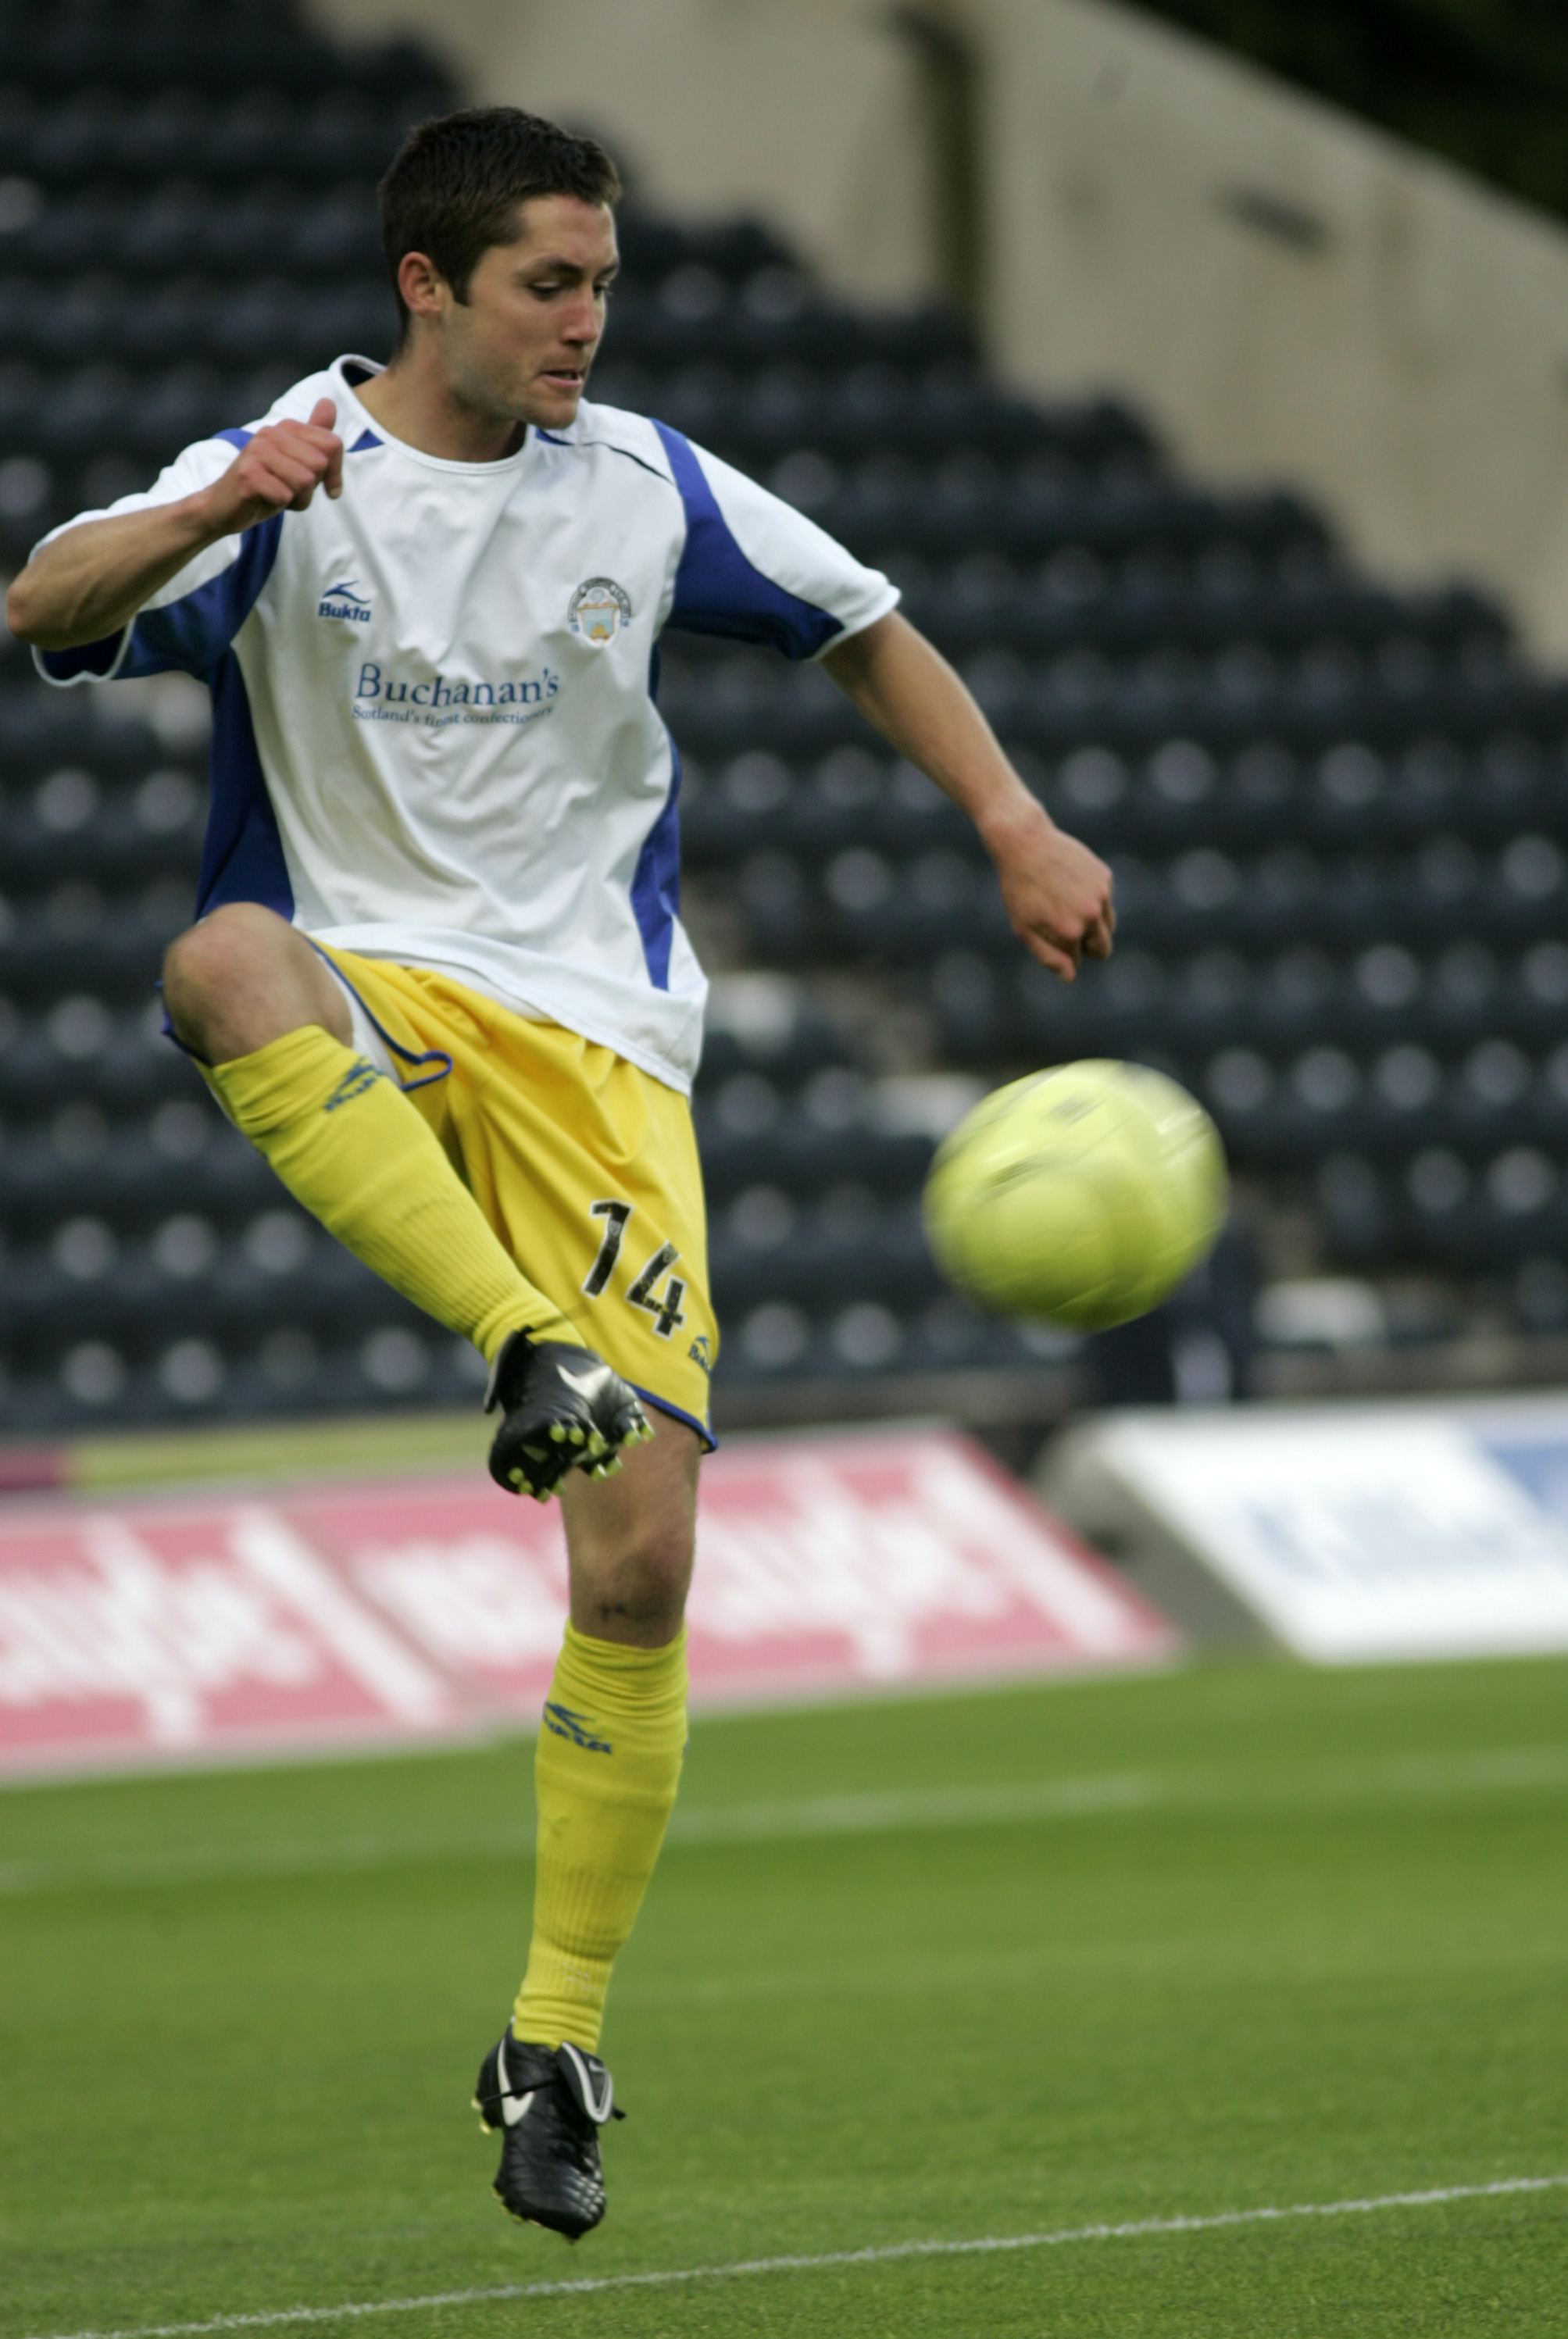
[{"left": 435, "top": 194, "right": 618, "bottom": 431}]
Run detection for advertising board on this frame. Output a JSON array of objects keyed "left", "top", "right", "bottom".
[
  {"left": 1048, "top": 1399, "right": 1568, "bottom": 1663},
  {"left": 0, "top": 1427, "right": 1173, "bottom": 1778}
]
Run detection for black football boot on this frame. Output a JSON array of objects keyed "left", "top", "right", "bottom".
[
  {"left": 473, "top": 2033, "right": 625, "bottom": 2240},
  {"left": 484, "top": 1332, "right": 652, "bottom": 1499}
]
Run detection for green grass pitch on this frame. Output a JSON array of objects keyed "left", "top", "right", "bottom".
[{"left": 3, "top": 1652, "right": 1566, "bottom": 2339}]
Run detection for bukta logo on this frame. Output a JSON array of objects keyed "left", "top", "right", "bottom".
[
  {"left": 318, "top": 579, "right": 373, "bottom": 623},
  {"left": 568, "top": 577, "right": 631, "bottom": 645}
]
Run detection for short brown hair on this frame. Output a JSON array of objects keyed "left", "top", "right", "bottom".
[{"left": 379, "top": 106, "right": 621, "bottom": 331}]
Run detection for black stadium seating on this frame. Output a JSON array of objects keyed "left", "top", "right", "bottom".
[{"left": 1, "top": 0, "right": 1566, "bottom": 1429}]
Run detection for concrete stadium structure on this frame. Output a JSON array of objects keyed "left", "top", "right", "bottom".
[{"left": 313, "top": 0, "right": 1568, "bottom": 659}]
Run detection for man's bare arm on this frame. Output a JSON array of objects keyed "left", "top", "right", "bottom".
[
  {"left": 5, "top": 401, "right": 345, "bottom": 652},
  {"left": 821, "top": 609, "right": 1114, "bottom": 982}
]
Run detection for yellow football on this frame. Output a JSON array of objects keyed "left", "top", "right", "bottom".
[{"left": 923, "top": 1059, "right": 1228, "bottom": 1330}]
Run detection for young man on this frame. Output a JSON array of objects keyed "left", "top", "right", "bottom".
[{"left": 7, "top": 108, "right": 1113, "bottom": 2240}]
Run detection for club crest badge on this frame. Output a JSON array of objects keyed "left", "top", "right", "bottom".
[{"left": 568, "top": 577, "right": 632, "bottom": 645}]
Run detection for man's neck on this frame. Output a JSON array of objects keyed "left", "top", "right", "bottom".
[{"left": 355, "top": 352, "right": 528, "bottom": 465}]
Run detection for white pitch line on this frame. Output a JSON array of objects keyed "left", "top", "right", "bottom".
[
  {"left": 4, "top": 1741, "right": 1567, "bottom": 1898},
  {"left": 29, "top": 2173, "right": 1568, "bottom": 2339}
]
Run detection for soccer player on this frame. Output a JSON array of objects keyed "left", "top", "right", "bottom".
[{"left": 6, "top": 107, "right": 1113, "bottom": 2239}]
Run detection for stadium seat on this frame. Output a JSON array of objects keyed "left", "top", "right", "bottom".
[{"left": 4, "top": 12, "right": 1568, "bottom": 1420}]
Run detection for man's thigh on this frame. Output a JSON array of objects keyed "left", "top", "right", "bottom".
[
  {"left": 559, "top": 1408, "right": 700, "bottom": 1647},
  {"left": 462, "top": 1020, "right": 718, "bottom": 1445},
  {"left": 310, "top": 951, "right": 720, "bottom": 1445}
]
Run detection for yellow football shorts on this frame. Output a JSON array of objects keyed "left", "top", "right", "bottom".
[{"left": 316, "top": 945, "right": 717, "bottom": 1444}]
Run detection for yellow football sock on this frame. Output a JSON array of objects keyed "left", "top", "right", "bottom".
[
  {"left": 205, "top": 1025, "right": 577, "bottom": 1361},
  {"left": 513, "top": 1623, "right": 688, "bottom": 2053}
]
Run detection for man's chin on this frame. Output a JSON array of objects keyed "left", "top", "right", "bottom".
[{"left": 528, "top": 380, "right": 587, "bottom": 429}]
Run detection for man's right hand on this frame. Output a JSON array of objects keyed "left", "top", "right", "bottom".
[{"left": 199, "top": 398, "right": 344, "bottom": 535}]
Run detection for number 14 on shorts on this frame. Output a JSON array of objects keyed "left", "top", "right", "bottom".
[{"left": 582, "top": 1199, "right": 688, "bottom": 1339}]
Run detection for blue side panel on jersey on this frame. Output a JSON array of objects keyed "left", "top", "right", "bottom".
[
  {"left": 652, "top": 420, "right": 842, "bottom": 660},
  {"left": 195, "top": 652, "right": 294, "bottom": 922},
  {"left": 630, "top": 736, "right": 682, "bottom": 991}
]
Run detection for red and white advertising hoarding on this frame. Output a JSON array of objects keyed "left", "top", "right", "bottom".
[{"left": 0, "top": 1427, "right": 1173, "bottom": 1779}]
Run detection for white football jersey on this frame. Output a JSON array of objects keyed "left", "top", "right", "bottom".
[{"left": 36, "top": 355, "right": 898, "bottom": 1091}]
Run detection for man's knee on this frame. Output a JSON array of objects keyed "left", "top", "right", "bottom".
[
  {"left": 563, "top": 1422, "right": 699, "bottom": 1645},
  {"left": 163, "top": 902, "right": 291, "bottom": 1006},
  {"left": 561, "top": 1497, "right": 692, "bottom": 1646},
  {"left": 577, "top": 1513, "right": 692, "bottom": 1643},
  {"left": 163, "top": 904, "right": 348, "bottom": 1060},
  {"left": 620, "top": 1515, "right": 695, "bottom": 1616}
]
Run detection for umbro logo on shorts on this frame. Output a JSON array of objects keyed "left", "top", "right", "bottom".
[
  {"left": 543, "top": 1702, "right": 613, "bottom": 1754},
  {"left": 323, "top": 1058, "right": 383, "bottom": 1112}
]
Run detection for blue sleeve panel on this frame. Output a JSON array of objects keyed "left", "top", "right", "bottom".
[
  {"left": 126, "top": 512, "right": 284, "bottom": 680},
  {"left": 652, "top": 420, "right": 843, "bottom": 660},
  {"left": 39, "top": 422, "right": 299, "bottom": 933},
  {"left": 38, "top": 634, "right": 124, "bottom": 681},
  {"left": 37, "top": 428, "right": 282, "bottom": 687}
]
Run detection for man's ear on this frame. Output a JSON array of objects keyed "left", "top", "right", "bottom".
[{"left": 396, "top": 250, "right": 448, "bottom": 324}]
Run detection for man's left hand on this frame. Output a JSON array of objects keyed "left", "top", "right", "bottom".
[{"left": 984, "top": 797, "right": 1116, "bottom": 984}]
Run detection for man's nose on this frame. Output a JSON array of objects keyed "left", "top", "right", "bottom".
[{"left": 562, "top": 295, "right": 600, "bottom": 343}]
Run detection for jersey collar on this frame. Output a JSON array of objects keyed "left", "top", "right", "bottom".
[{"left": 327, "top": 355, "right": 545, "bottom": 477}]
